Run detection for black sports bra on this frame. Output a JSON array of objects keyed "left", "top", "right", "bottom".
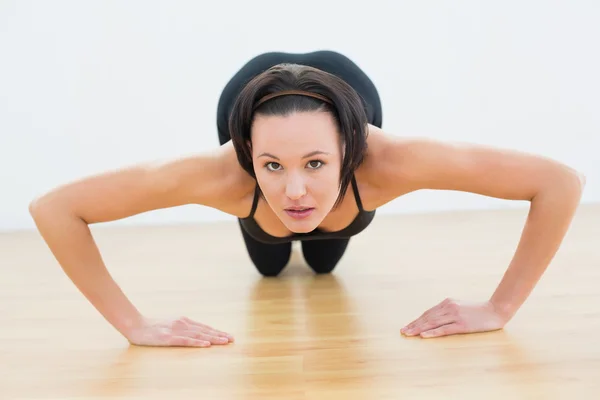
[{"left": 239, "top": 175, "right": 376, "bottom": 244}]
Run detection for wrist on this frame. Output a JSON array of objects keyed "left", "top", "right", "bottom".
[
  {"left": 104, "top": 306, "right": 145, "bottom": 340},
  {"left": 121, "top": 312, "right": 146, "bottom": 339},
  {"left": 488, "top": 297, "right": 517, "bottom": 323}
]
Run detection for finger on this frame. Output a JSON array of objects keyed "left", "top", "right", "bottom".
[
  {"left": 402, "top": 298, "right": 458, "bottom": 332},
  {"left": 402, "top": 305, "right": 448, "bottom": 334},
  {"left": 197, "top": 326, "right": 235, "bottom": 342},
  {"left": 182, "top": 317, "right": 235, "bottom": 341},
  {"left": 403, "top": 313, "right": 456, "bottom": 336},
  {"left": 167, "top": 335, "right": 212, "bottom": 347},
  {"left": 184, "top": 330, "right": 231, "bottom": 345},
  {"left": 403, "top": 298, "right": 462, "bottom": 334},
  {"left": 401, "top": 307, "right": 438, "bottom": 333},
  {"left": 419, "top": 323, "right": 464, "bottom": 338}
]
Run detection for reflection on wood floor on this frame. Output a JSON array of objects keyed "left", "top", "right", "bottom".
[{"left": 1, "top": 203, "right": 599, "bottom": 399}]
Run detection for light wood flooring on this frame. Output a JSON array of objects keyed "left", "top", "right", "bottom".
[{"left": 1, "top": 203, "right": 599, "bottom": 399}]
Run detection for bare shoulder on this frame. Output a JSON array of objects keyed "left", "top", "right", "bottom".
[
  {"left": 358, "top": 125, "right": 585, "bottom": 209},
  {"left": 168, "top": 140, "right": 255, "bottom": 216},
  {"left": 30, "top": 141, "right": 255, "bottom": 225}
]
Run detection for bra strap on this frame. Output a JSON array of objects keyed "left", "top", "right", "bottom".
[
  {"left": 350, "top": 175, "right": 364, "bottom": 211},
  {"left": 248, "top": 183, "right": 260, "bottom": 218}
]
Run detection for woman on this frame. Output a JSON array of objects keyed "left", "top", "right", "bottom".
[{"left": 29, "top": 50, "right": 586, "bottom": 347}]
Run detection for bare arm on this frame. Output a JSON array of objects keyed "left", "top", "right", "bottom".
[
  {"left": 29, "top": 147, "right": 242, "bottom": 342},
  {"left": 375, "top": 129, "right": 586, "bottom": 337}
]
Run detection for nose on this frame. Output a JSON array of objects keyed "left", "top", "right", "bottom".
[{"left": 285, "top": 174, "right": 306, "bottom": 200}]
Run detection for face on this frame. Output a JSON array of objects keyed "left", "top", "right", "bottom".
[{"left": 249, "top": 111, "right": 343, "bottom": 233}]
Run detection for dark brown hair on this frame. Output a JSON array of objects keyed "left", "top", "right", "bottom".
[{"left": 228, "top": 63, "right": 369, "bottom": 208}]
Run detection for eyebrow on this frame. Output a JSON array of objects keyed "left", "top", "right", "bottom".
[{"left": 257, "top": 150, "right": 331, "bottom": 160}]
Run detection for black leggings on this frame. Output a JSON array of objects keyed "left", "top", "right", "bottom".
[
  {"left": 217, "top": 50, "right": 382, "bottom": 276},
  {"left": 237, "top": 220, "right": 351, "bottom": 276}
]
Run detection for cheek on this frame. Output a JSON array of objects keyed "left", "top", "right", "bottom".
[
  {"left": 253, "top": 170, "right": 282, "bottom": 199},
  {"left": 310, "top": 169, "right": 342, "bottom": 202},
  {"left": 321, "top": 170, "right": 341, "bottom": 189}
]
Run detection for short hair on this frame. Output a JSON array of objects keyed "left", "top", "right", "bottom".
[{"left": 228, "top": 63, "right": 369, "bottom": 208}]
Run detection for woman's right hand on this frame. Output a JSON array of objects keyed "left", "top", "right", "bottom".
[{"left": 126, "top": 316, "right": 235, "bottom": 347}]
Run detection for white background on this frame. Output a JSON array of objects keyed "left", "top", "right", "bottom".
[{"left": 1, "top": 0, "right": 598, "bottom": 232}]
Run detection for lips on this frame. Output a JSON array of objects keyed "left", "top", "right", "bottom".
[{"left": 284, "top": 207, "right": 315, "bottom": 220}]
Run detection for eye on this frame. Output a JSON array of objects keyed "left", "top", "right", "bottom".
[
  {"left": 265, "top": 162, "right": 282, "bottom": 171},
  {"left": 307, "top": 160, "right": 323, "bottom": 169},
  {"left": 264, "top": 160, "right": 324, "bottom": 172}
]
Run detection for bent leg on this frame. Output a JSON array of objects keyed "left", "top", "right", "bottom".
[
  {"left": 238, "top": 220, "right": 291, "bottom": 277},
  {"left": 301, "top": 238, "right": 350, "bottom": 274}
]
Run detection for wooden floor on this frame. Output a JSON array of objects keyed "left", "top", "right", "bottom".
[{"left": 1, "top": 203, "right": 599, "bottom": 399}]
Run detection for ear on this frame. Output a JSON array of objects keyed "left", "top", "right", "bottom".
[{"left": 246, "top": 139, "right": 252, "bottom": 154}]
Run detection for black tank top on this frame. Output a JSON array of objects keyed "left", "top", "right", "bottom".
[{"left": 239, "top": 175, "right": 376, "bottom": 244}]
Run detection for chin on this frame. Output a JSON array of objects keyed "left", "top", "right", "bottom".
[{"left": 281, "top": 208, "right": 322, "bottom": 232}]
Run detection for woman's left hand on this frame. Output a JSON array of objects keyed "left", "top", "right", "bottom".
[{"left": 401, "top": 298, "right": 508, "bottom": 338}]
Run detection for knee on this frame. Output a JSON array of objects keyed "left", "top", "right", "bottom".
[
  {"left": 308, "top": 261, "right": 337, "bottom": 275},
  {"left": 301, "top": 239, "right": 350, "bottom": 275},
  {"left": 249, "top": 252, "right": 290, "bottom": 277},
  {"left": 238, "top": 221, "right": 291, "bottom": 277},
  {"left": 255, "top": 263, "right": 287, "bottom": 277},
  {"left": 302, "top": 252, "right": 339, "bottom": 275}
]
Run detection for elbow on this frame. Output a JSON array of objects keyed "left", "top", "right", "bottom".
[
  {"left": 29, "top": 192, "right": 90, "bottom": 227},
  {"left": 28, "top": 193, "right": 74, "bottom": 223},
  {"left": 566, "top": 168, "right": 586, "bottom": 198},
  {"left": 577, "top": 170, "right": 586, "bottom": 192},
  {"left": 547, "top": 167, "right": 586, "bottom": 203},
  {"left": 28, "top": 195, "right": 44, "bottom": 218},
  {"left": 533, "top": 166, "right": 585, "bottom": 204},
  {"left": 29, "top": 196, "right": 48, "bottom": 232},
  {"left": 28, "top": 195, "right": 53, "bottom": 224},
  {"left": 28, "top": 191, "right": 55, "bottom": 215}
]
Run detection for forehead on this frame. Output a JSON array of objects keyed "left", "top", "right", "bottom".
[{"left": 250, "top": 111, "right": 340, "bottom": 152}]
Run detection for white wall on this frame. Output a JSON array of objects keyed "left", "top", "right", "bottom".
[{"left": 1, "top": 0, "right": 598, "bottom": 232}]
